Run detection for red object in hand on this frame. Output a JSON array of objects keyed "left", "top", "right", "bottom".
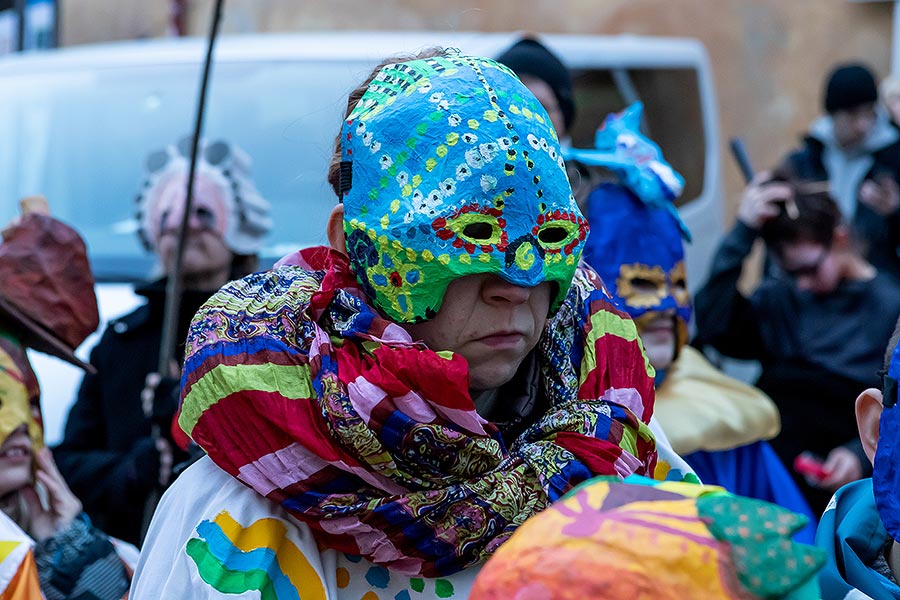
[{"left": 794, "top": 453, "right": 831, "bottom": 481}]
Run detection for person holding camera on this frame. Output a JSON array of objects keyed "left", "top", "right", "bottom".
[
  {"left": 694, "top": 174, "right": 900, "bottom": 515},
  {"left": 779, "top": 63, "right": 900, "bottom": 281}
]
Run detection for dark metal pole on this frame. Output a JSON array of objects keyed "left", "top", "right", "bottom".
[
  {"left": 142, "top": 0, "right": 225, "bottom": 541},
  {"left": 14, "top": 0, "right": 24, "bottom": 51},
  {"left": 51, "top": 0, "right": 58, "bottom": 47},
  {"left": 157, "top": 0, "right": 225, "bottom": 376}
]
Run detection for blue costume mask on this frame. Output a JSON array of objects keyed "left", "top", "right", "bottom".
[
  {"left": 340, "top": 53, "right": 587, "bottom": 323},
  {"left": 567, "top": 103, "right": 691, "bottom": 348},
  {"left": 582, "top": 184, "right": 691, "bottom": 340},
  {"left": 875, "top": 341, "right": 900, "bottom": 540},
  {"left": 564, "top": 102, "right": 689, "bottom": 241}
]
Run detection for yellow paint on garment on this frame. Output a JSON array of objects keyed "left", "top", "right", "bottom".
[
  {"left": 467, "top": 119, "right": 480, "bottom": 130},
  {"left": 460, "top": 254, "right": 471, "bottom": 265},
  {"left": 425, "top": 158, "right": 437, "bottom": 172},
  {"left": 566, "top": 255, "right": 576, "bottom": 266},
  {"left": 401, "top": 185, "right": 412, "bottom": 197},
  {"left": 378, "top": 235, "right": 389, "bottom": 249},
  {"left": 211, "top": 511, "right": 326, "bottom": 600},
  {"left": 412, "top": 174, "right": 422, "bottom": 187},
  {"left": 390, "top": 199, "right": 401, "bottom": 214},
  {"left": 406, "top": 248, "right": 417, "bottom": 261},
  {"left": 522, "top": 107, "right": 533, "bottom": 119},
  {"left": 446, "top": 132, "right": 459, "bottom": 145},
  {"left": 0, "top": 540, "right": 21, "bottom": 562},
  {"left": 483, "top": 109, "right": 498, "bottom": 122},
  {"left": 478, "top": 253, "right": 491, "bottom": 263},
  {"left": 392, "top": 239, "right": 403, "bottom": 251},
  {"left": 336, "top": 567, "right": 350, "bottom": 589},
  {"left": 509, "top": 105, "right": 521, "bottom": 115},
  {"left": 422, "top": 249, "right": 434, "bottom": 262},
  {"left": 438, "top": 254, "right": 450, "bottom": 265},
  {"left": 180, "top": 362, "right": 315, "bottom": 434},
  {"left": 436, "top": 145, "right": 448, "bottom": 158},
  {"left": 380, "top": 215, "right": 389, "bottom": 230}
]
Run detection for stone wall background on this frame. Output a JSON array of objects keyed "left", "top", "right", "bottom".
[{"left": 58, "top": 0, "right": 895, "bottom": 220}]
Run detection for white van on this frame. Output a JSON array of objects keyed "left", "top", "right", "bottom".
[{"left": 0, "top": 31, "right": 723, "bottom": 444}]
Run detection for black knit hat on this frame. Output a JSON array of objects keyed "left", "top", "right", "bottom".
[
  {"left": 496, "top": 38, "right": 575, "bottom": 133},
  {"left": 824, "top": 63, "right": 878, "bottom": 114}
]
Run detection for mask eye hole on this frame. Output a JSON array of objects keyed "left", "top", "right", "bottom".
[
  {"left": 536, "top": 220, "right": 577, "bottom": 249},
  {"left": 462, "top": 222, "right": 495, "bottom": 241},
  {"left": 537, "top": 225, "right": 569, "bottom": 244},
  {"left": 194, "top": 206, "right": 216, "bottom": 229},
  {"left": 631, "top": 277, "right": 661, "bottom": 295}
]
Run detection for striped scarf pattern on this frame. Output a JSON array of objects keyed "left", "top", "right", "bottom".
[{"left": 179, "top": 247, "right": 657, "bottom": 577}]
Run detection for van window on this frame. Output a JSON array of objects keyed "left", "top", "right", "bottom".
[
  {"left": 0, "top": 59, "right": 372, "bottom": 281},
  {"left": 569, "top": 67, "right": 706, "bottom": 206}
]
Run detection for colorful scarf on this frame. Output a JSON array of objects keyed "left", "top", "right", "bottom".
[{"left": 179, "top": 246, "right": 657, "bottom": 577}]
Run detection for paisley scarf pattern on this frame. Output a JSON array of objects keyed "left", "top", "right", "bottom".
[{"left": 179, "top": 246, "right": 657, "bottom": 577}]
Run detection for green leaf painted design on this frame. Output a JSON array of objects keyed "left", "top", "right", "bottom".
[{"left": 434, "top": 579, "right": 454, "bottom": 598}]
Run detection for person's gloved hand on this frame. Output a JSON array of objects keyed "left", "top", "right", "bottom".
[
  {"left": 141, "top": 372, "right": 181, "bottom": 442},
  {"left": 141, "top": 371, "right": 187, "bottom": 487}
]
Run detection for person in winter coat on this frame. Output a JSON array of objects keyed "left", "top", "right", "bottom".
[
  {"left": 0, "top": 196, "right": 133, "bottom": 600},
  {"left": 778, "top": 62, "right": 900, "bottom": 281},
  {"left": 53, "top": 138, "right": 272, "bottom": 546},
  {"left": 131, "top": 49, "right": 689, "bottom": 599},
  {"left": 695, "top": 175, "right": 900, "bottom": 515}
]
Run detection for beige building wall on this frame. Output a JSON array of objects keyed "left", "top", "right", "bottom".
[{"left": 60, "top": 0, "right": 895, "bottom": 221}]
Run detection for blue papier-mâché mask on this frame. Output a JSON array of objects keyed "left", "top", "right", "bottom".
[
  {"left": 565, "top": 102, "right": 689, "bottom": 241},
  {"left": 567, "top": 102, "right": 690, "bottom": 347},
  {"left": 339, "top": 53, "right": 588, "bottom": 323},
  {"left": 582, "top": 184, "right": 692, "bottom": 334},
  {"left": 875, "top": 338, "right": 900, "bottom": 542}
]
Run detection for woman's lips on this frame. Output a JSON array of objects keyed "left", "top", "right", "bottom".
[{"left": 474, "top": 331, "right": 527, "bottom": 348}]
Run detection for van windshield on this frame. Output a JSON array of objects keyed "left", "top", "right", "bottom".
[
  {"left": 0, "top": 52, "right": 711, "bottom": 282},
  {"left": 0, "top": 59, "right": 369, "bottom": 281}
]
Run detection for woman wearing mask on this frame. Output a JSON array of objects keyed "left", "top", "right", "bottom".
[{"left": 132, "top": 50, "right": 681, "bottom": 598}]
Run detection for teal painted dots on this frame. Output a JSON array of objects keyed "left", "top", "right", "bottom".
[
  {"left": 365, "top": 565, "right": 391, "bottom": 589},
  {"left": 394, "top": 593, "right": 411, "bottom": 600}
]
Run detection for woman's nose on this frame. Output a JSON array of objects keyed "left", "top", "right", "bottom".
[{"left": 482, "top": 276, "right": 533, "bottom": 305}]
